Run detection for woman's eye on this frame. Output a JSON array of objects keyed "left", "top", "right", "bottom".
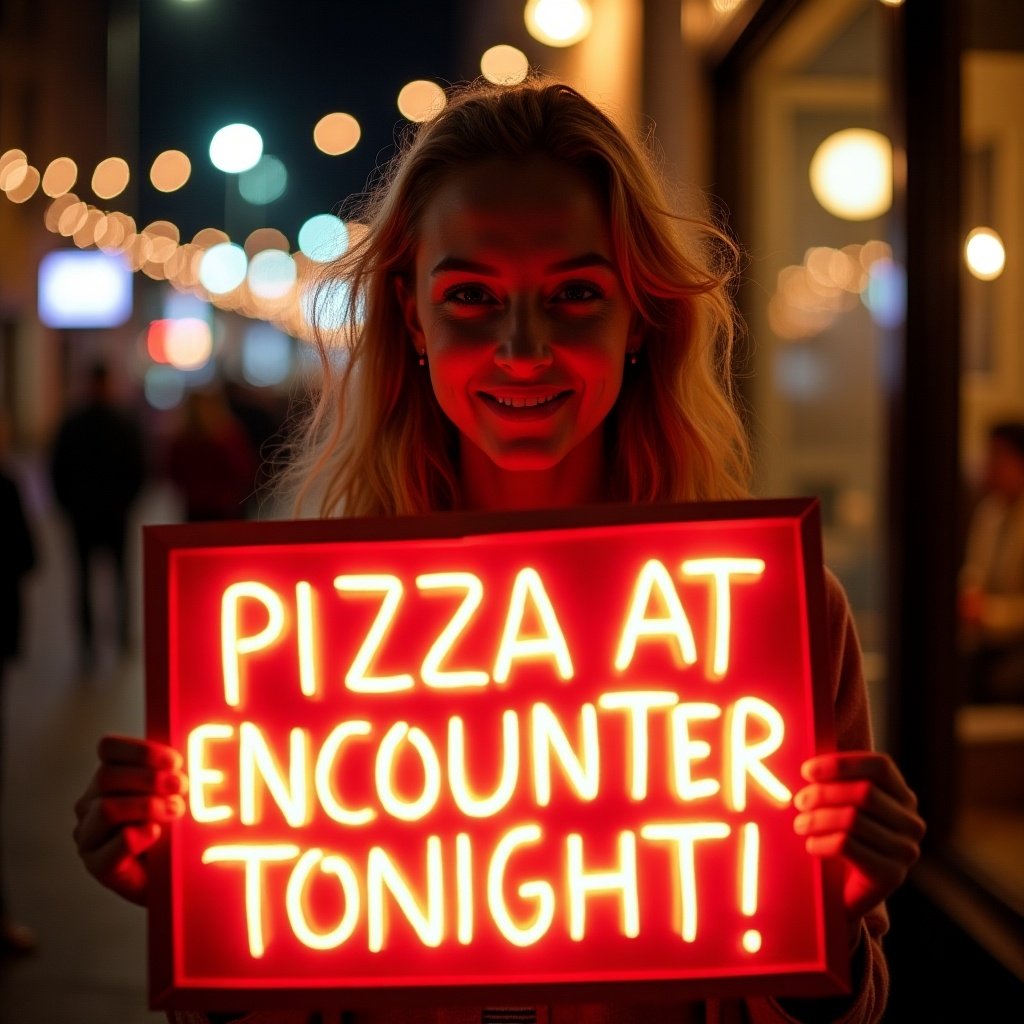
[
  {"left": 443, "top": 285, "right": 495, "bottom": 305},
  {"left": 554, "top": 281, "right": 602, "bottom": 303}
]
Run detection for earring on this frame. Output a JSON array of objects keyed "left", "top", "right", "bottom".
[
  {"left": 418, "top": 351, "right": 426, "bottom": 366},
  {"left": 628, "top": 350, "right": 638, "bottom": 366}
]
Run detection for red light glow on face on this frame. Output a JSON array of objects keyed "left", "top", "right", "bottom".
[{"left": 145, "top": 500, "right": 847, "bottom": 1009}]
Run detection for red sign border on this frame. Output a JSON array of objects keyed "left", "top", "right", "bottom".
[{"left": 144, "top": 497, "right": 849, "bottom": 1011}]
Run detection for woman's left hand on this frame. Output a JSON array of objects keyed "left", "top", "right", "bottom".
[{"left": 794, "top": 752, "right": 926, "bottom": 939}]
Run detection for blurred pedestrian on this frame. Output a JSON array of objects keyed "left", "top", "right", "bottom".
[
  {"left": 50, "top": 361, "right": 146, "bottom": 669},
  {"left": 959, "top": 419, "right": 1024, "bottom": 702},
  {"left": 165, "top": 386, "right": 259, "bottom": 522},
  {"left": 0, "top": 408, "right": 37, "bottom": 954}
]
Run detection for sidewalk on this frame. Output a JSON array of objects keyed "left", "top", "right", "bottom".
[{"left": 0, "top": 464, "right": 177, "bottom": 1024}]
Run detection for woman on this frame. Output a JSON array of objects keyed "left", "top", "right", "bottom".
[{"left": 73, "top": 77, "right": 924, "bottom": 1023}]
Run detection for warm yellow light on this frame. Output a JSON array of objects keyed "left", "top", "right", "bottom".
[
  {"left": 42, "top": 157, "right": 78, "bottom": 197},
  {"left": 44, "top": 193, "right": 79, "bottom": 232},
  {"left": 809, "top": 128, "right": 891, "bottom": 220},
  {"left": 151, "top": 149, "right": 192, "bottom": 192},
  {"left": 245, "top": 227, "right": 290, "bottom": 256},
  {"left": 0, "top": 148, "right": 27, "bottom": 179},
  {"left": 4, "top": 164, "right": 39, "bottom": 203},
  {"left": 524, "top": 0, "right": 592, "bottom": 47},
  {"left": 91, "top": 157, "right": 130, "bottom": 200},
  {"left": 397, "top": 80, "right": 446, "bottom": 123},
  {"left": 480, "top": 44, "right": 529, "bottom": 85},
  {"left": 73, "top": 208, "right": 105, "bottom": 249},
  {"left": 193, "top": 226, "right": 230, "bottom": 250},
  {"left": 964, "top": 226, "right": 1005, "bottom": 281},
  {"left": 0, "top": 150, "right": 29, "bottom": 195},
  {"left": 313, "top": 112, "right": 361, "bottom": 155}
]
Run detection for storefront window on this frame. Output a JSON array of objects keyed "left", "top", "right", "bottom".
[
  {"left": 728, "top": 0, "right": 893, "bottom": 742},
  {"left": 953, "top": 43, "right": 1024, "bottom": 919}
]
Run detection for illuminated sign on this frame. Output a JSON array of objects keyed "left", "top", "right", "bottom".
[
  {"left": 144, "top": 499, "right": 848, "bottom": 1011},
  {"left": 37, "top": 249, "right": 133, "bottom": 329}
]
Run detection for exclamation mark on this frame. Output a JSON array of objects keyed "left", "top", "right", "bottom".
[{"left": 740, "top": 822, "right": 762, "bottom": 953}]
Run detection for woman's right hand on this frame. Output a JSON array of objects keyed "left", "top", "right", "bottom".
[{"left": 72, "top": 735, "right": 187, "bottom": 906}]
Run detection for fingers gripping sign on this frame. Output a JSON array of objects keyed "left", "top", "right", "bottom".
[
  {"left": 793, "top": 752, "right": 926, "bottom": 937},
  {"left": 72, "top": 735, "right": 188, "bottom": 906}
]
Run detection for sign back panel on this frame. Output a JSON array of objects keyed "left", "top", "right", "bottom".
[{"left": 144, "top": 498, "right": 848, "bottom": 1010}]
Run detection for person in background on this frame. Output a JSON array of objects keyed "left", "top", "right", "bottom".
[
  {"left": 959, "top": 419, "right": 1024, "bottom": 703},
  {"left": 50, "top": 360, "right": 146, "bottom": 670},
  {"left": 72, "top": 77, "right": 925, "bottom": 1023},
  {"left": 0, "top": 408, "right": 38, "bottom": 954},
  {"left": 165, "top": 386, "right": 259, "bottom": 522}
]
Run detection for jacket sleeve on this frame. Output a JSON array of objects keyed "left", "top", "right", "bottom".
[{"left": 741, "top": 569, "right": 890, "bottom": 1024}]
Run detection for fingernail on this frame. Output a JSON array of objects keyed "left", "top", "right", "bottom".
[{"left": 165, "top": 795, "right": 185, "bottom": 816}]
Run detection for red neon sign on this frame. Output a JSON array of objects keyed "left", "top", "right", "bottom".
[{"left": 144, "top": 499, "right": 848, "bottom": 1011}]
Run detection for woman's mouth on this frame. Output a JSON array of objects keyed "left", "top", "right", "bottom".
[{"left": 478, "top": 389, "right": 573, "bottom": 416}]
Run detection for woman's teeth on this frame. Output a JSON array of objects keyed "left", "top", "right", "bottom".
[{"left": 494, "top": 393, "right": 561, "bottom": 408}]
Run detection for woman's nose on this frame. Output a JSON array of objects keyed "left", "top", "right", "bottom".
[{"left": 495, "top": 303, "right": 552, "bottom": 372}]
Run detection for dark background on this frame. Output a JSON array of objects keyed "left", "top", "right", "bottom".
[{"left": 137, "top": 0, "right": 468, "bottom": 241}]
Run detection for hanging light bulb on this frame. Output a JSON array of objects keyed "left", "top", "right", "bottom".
[{"left": 524, "top": 0, "right": 593, "bottom": 47}]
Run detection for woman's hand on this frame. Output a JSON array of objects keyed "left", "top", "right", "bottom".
[
  {"left": 72, "top": 735, "right": 187, "bottom": 906},
  {"left": 794, "top": 752, "right": 925, "bottom": 942}
]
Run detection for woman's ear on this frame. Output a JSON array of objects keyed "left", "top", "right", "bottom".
[{"left": 395, "top": 274, "right": 425, "bottom": 352}]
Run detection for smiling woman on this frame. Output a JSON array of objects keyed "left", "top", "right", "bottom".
[
  {"left": 283, "top": 76, "right": 752, "bottom": 520},
  {"left": 74, "top": 74, "right": 926, "bottom": 1024}
]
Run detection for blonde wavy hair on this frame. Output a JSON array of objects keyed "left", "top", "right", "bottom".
[{"left": 280, "top": 75, "right": 751, "bottom": 518}]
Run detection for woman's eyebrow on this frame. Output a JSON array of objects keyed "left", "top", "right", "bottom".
[
  {"left": 430, "top": 252, "right": 616, "bottom": 276},
  {"left": 545, "top": 252, "right": 616, "bottom": 273},
  {"left": 430, "top": 256, "right": 500, "bottom": 277}
]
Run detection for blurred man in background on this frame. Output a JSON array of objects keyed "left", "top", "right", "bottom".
[{"left": 50, "top": 362, "right": 145, "bottom": 672}]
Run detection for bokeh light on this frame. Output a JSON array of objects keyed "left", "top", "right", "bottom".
[
  {"left": 809, "top": 128, "right": 892, "bottom": 221},
  {"left": 198, "top": 241, "right": 248, "bottom": 293},
  {"left": 45, "top": 194, "right": 79, "bottom": 232},
  {"left": 5, "top": 165, "right": 40, "bottom": 203},
  {"left": 163, "top": 317, "right": 214, "bottom": 370},
  {"left": 313, "top": 112, "right": 361, "bottom": 155},
  {"left": 397, "top": 80, "right": 446, "bottom": 122},
  {"left": 964, "top": 227, "right": 1006, "bottom": 281},
  {"left": 242, "top": 322, "right": 293, "bottom": 386},
  {"left": 38, "top": 249, "right": 132, "bottom": 328},
  {"left": 863, "top": 257, "right": 907, "bottom": 328},
  {"left": 0, "top": 148, "right": 27, "bottom": 178},
  {"left": 41, "top": 157, "right": 78, "bottom": 197},
  {"left": 297, "top": 213, "right": 348, "bottom": 262},
  {"left": 524, "top": 0, "right": 593, "bottom": 47},
  {"left": 247, "top": 249, "right": 297, "bottom": 299},
  {"left": 193, "top": 226, "right": 230, "bottom": 249},
  {"left": 144, "top": 364, "right": 187, "bottom": 411},
  {"left": 238, "top": 154, "right": 287, "bottom": 205},
  {"left": 209, "top": 123, "right": 263, "bottom": 174},
  {"left": 151, "top": 149, "right": 192, "bottom": 192},
  {"left": 91, "top": 157, "right": 130, "bottom": 200},
  {"left": 481, "top": 44, "right": 529, "bottom": 85},
  {"left": 244, "top": 227, "right": 289, "bottom": 256}
]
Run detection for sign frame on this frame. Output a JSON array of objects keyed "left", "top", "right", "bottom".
[{"left": 144, "top": 497, "right": 849, "bottom": 1011}]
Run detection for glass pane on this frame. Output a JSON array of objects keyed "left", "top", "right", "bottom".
[
  {"left": 954, "top": 47, "right": 1024, "bottom": 916},
  {"left": 733, "top": 0, "right": 893, "bottom": 743}
]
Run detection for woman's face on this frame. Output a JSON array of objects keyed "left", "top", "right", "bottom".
[{"left": 402, "top": 154, "right": 637, "bottom": 478}]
